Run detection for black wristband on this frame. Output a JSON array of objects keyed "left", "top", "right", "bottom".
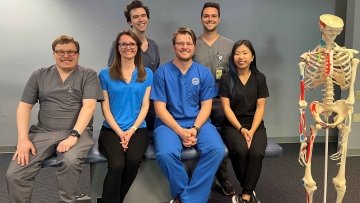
[
  {"left": 192, "top": 125, "right": 200, "bottom": 134},
  {"left": 239, "top": 127, "right": 243, "bottom": 132}
]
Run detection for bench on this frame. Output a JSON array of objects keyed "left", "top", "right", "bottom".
[{"left": 43, "top": 129, "right": 283, "bottom": 202}]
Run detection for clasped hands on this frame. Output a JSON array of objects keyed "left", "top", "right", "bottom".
[
  {"left": 240, "top": 128, "right": 253, "bottom": 149},
  {"left": 119, "top": 128, "right": 135, "bottom": 151},
  {"left": 179, "top": 127, "right": 198, "bottom": 147}
]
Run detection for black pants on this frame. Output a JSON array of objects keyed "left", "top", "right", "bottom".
[
  {"left": 211, "top": 99, "right": 229, "bottom": 181},
  {"left": 221, "top": 122, "right": 267, "bottom": 195},
  {"left": 145, "top": 101, "right": 155, "bottom": 131},
  {"left": 98, "top": 126, "right": 149, "bottom": 203}
]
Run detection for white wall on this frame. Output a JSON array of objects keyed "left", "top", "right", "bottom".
[{"left": 0, "top": 0, "right": 340, "bottom": 146}]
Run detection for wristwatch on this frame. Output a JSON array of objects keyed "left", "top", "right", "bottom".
[{"left": 70, "top": 130, "right": 80, "bottom": 138}]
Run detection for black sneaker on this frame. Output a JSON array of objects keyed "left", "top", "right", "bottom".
[
  {"left": 250, "top": 191, "right": 260, "bottom": 203},
  {"left": 215, "top": 177, "right": 236, "bottom": 195}
]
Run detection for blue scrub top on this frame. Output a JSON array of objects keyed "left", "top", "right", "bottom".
[
  {"left": 150, "top": 61, "right": 217, "bottom": 127},
  {"left": 99, "top": 67, "right": 153, "bottom": 131}
]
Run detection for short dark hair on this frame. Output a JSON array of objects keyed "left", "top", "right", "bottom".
[
  {"left": 172, "top": 27, "right": 197, "bottom": 46},
  {"left": 124, "top": 0, "right": 150, "bottom": 23},
  {"left": 201, "top": 2, "right": 220, "bottom": 17},
  {"left": 52, "top": 35, "right": 80, "bottom": 52}
]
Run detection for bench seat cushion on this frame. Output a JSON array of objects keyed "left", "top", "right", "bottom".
[{"left": 43, "top": 130, "right": 283, "bottom": 167}]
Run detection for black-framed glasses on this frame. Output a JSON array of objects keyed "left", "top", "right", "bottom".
[
  {"left": 118, "top": 42, "right": 137, "bottom": 49},
  {"left": 54, "top": 50, "right": 78, "bottom": 56}
]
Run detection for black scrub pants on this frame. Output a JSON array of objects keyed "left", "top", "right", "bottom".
[
  {"left": 221, "top": 122, "right": 267, "bottom": 195},
  {"left": 98, "top": 126, "right": 149, "bottom": 203}
]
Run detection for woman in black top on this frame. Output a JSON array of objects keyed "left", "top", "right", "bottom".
[{"left": 220, "top": 40, "right": 269, "bottom": 203}]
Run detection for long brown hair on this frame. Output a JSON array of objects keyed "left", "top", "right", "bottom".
[{"left": 110, "top": 30, "right": 146, "bottom": 82}]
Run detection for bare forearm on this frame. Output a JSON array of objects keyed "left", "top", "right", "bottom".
[
  {"left": 133, "top": 87, "right": 151, "bottom": 128},
  {"left": 73, "top": 99, "right": 96, "bottom": 134},
  {"left": 133, "top": 101, "right": 149, "bottom": 129},
  {"left": 102, "top": 106, "right": 123, "bottom": 135},
  {"left": 193, "top": 99, "right": 212, "bottom": 128},
  {"left": 154, "top": 102, "right": 182, "bottom": 134},
  {"left": 16, "top": 102, "right": 33, "bottom": 141},
  {"left": 221, "top": 97, "right": 241, "bottom": 130},
  {"left": 223, "top": 106, "right": 241, "bottom": 130},
  {"left": 251, "top": 99, "right": 266, "bottom": 132}
]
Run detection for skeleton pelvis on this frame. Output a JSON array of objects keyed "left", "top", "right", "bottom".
[{"left": 310, "top": 100, "right": 349, "bottom": 127}]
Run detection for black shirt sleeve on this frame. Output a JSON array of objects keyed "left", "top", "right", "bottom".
[
  {"left": 219, "top": 73, "right": 230, "bottom": 98},
  {"left": 257, "top": 73, "right": 269, "bottom": 98}
]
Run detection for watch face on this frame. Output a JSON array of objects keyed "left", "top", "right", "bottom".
[{"left": 70, "top": 130, "right": 79, "bottom": 138}]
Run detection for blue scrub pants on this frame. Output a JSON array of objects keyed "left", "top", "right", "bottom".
[{"left": 154, "top": 122, "right": 225, "bottom": 203}]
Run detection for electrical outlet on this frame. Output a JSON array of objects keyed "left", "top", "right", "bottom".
[
  {"left": 356, "top": 91, "right": 360, "bottom": 100},
  {"left": 354, "top": 113, "right": 360, "bottom": 122}
]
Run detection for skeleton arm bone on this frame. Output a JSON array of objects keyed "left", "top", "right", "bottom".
[
  {"left": 299, "top": 61, "right": 308, "bottom": 109},
  {"left": 346, "top": 58, "right": 359, "bottom": 105}
]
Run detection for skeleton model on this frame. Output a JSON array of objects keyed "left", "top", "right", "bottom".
[{"left": 298, "top": 14, "right": 359, "bottom": 203}]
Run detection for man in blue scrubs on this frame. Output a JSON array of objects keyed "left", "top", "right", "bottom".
[{"left": 150, "top": 27, "right": 225, "bottom": 203}]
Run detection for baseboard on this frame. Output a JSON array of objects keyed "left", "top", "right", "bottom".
[
  {"left": 0, "top": 146, "right": 16, "bottom": 153},
  {"left": 347, "top": 149, "right": 360, "bottom": 156},
  {"left": 269, "top": 136, "right": 338, "bottom": 143}
]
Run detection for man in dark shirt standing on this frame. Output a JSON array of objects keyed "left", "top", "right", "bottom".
[{"left": 108, "top": 0, "right": 160, "bottom": 131}]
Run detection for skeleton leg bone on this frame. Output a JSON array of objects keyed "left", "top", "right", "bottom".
[
  {"left": 301, "top": 125, "right": 321, "bottom": 203},
  {"left": 332, "top": 123, "right": 350, "bottom": 203}
]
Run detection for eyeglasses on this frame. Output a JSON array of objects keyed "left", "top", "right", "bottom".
[
  {"left": 175, "top": 42, "right": 194, "bottom": 47},
  {"left": 118, "top": 42, "right": 137, "bottom": 49},
  {"left": 54, "top": 50, "right": 78, "bottom": 56}
]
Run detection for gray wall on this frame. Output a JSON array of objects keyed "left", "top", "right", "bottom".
[
  {"left": 345, "top": 0, "right": 360, "bottom": 156},
  {"left": 0, "top": 0, "right": 351, "bottom": 147}
]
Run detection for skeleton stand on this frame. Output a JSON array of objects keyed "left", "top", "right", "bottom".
[{"left": 324, "top": 127, "right": 329, "bottom": 203}]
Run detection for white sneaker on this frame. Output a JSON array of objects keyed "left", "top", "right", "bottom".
[
  {"left": 232, "top": 195, "right": 242, "bottom": 203},
  {"left": 251, "top": 191, "right": 261, "bottom": 203}
]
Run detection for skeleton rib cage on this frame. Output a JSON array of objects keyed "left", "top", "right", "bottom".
[{"left": 301, "top": 43, "right": 355, "bottom": 92}]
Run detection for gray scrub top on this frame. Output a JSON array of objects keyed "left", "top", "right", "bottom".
[
  {"left": 21, "top": 65, "right": 103, "bottom": 132},
  {"left": 193, "top": 35, "right": 233, "bottom": 80}
]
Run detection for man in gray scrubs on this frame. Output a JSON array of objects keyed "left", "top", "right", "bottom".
[
  {"left": 193, "top": 2, "right": 235, "bottom": 196},
  {"left": 6, "top": 35, "right": 103, "bottom": 203}
]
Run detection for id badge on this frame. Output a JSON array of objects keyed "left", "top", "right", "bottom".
[{"left": 215, "top": 66, "right": 224, "bottom": 80}]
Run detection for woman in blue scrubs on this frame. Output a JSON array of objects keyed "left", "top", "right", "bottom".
[{"left": 98, "top": 30, "right": 153, "bottom": 203}]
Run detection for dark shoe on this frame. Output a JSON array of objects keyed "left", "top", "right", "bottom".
[
  {"left": 215, "top": 177, "right": 236, "bottom": 195},
  {"left": 250, "top": 191, "right": 260, "bottom": 203},
  {"left": 232, "top": 195, "right": 251, "bottom": 203}
]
